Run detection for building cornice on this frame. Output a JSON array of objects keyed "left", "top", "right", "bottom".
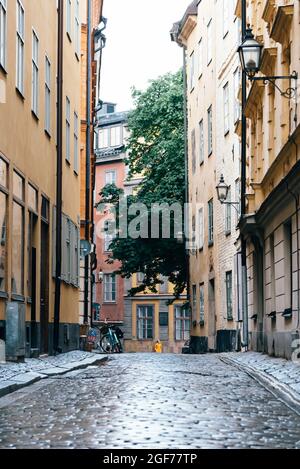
[
  {"left": 270, "top": 5, "right": 294, "bottom": 45},
  {"left": 260, "top": 47, "right": 277, "bottom": 76},
  {"left": 244, "top": 80, "right": 265, "bottom": 119}
]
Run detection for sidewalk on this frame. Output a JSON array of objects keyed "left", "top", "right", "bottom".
[
  {"left": 220, "top": 352, "right": 300, "bottom": 412},
  {"left": 0, "top": 351, "right": 108, "bottom": 398}
]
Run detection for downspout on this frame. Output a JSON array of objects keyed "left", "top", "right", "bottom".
[
  {"left": 182, "top": 47, "right": 191, "bottom": 312},
  {"left": 84, "top": 0, "right": 92, "bottom": 325},
  {"left": 241, "top": 0, "right": 249, "bottom": 349},
  {"left": 53, "top": 0, "right": 64, "bottom": 354}
]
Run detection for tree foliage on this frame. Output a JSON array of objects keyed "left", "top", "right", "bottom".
[{"left": 98, "top": 71, "right": 186, "bottom": 299}]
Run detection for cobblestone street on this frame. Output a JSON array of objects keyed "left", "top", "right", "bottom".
[{"left": 0, "top": 353, "right": 300, "bottom": 449}]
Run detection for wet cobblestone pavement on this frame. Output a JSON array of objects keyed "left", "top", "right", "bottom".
[{"left": 0, "top": 353, "right": 300, "bottom": 449}]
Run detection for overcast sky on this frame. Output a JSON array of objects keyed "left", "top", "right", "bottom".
[{"left": 101, "top": 0, "right": 189, "bottom": 112}]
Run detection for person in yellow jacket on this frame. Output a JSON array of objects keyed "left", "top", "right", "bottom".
[{"left": 154, "top": 340, "right": 162, "bottom": 353}]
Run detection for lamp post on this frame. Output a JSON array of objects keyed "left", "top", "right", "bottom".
[{"left": 216, "top": 175, "right": 240, "bottom": 213}]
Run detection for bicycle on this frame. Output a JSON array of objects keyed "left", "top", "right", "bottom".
[{"left": 100, "top": 324, "right": 123, "bottom": 353}]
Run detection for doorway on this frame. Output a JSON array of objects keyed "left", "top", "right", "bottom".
[
  {"left": 208, "top": 279, "right": 216, "bottom": 351},
  {"left": 40, "top": 220, "right": 49, "bottom": 354}
]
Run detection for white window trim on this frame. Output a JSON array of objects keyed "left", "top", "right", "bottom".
[
  {"left": 103, "top": 273, "right": 116, "bottom": 303},
  {"left": 32, "top": 29, "right": 39, "bottom": 116},
  {"left": 0, "top": 0, "right": 7, "bottom": 69},
  {"left": 66, "top": 96, "right": 71, "bottom": 162},
  {"left": 74, "top": 111, "right": 78, "bottom": 173},
  {"left": 16, "top": 0, "right": 25, "bottom": 95},
  {"left": 45, "top": 56, "right": 51, "bottom": 134}
]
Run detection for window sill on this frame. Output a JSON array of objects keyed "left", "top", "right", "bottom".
[
  {"left": 190, "top": 86, "right": 195, "bottom": 94},
  {"left": 0, "top": 291, "right": 8, "bottom": 299},
  {"left": 45, "top": 129, "right": 51, "bottom": 139},
  {"left": 208, "top": 241, "right": 214, "bottom": 248},
  {"left": 103, "top": 301, "right": 117, "bottom": 304},
  {"left": 31, "top": 110, "right": 39, "bottom": 121},
  {"left": 200, "top": 160, "right": 204, "bottom": 166},
  {"left": 75, "top": 52, "right": 80, "bottom": 62},
  {"left": 0, "top": 63, "right": 7, "bottom": 76},
  {"left": 16, "top": 87, "right": 25, "bottom": 100},
  {"left": 227, "top": 317, "right": 234, "bottom": 322},
  {"left": 11, "top": 294, "right": 25, "bottom": 302},
  {"left": 224, "top": 129, "right": 230, "bottom": 137},
  {"left": 207, "top": 59, "right": 212, "bottom": 67},
  {"left": 225, "top": 230, "right": 231, "bottom": 237},
  {"left": 65, "top": 158, "right": 71, "bottom": 166},
  {"left": 74, "top": 170, "right": 78, "bottom": 177},
  {"left": 67, "top": 32, "right": 72, "bottom": 43},
  {"left": 208, "top": 151, "right": 213, "bottom": 158},
  {"left": 198, "top": 73, "right": 203, "bottom": 81}
]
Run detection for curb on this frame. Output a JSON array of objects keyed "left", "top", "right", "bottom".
[
  {"left": 0, "top": 355, "right": 108, "bottom": 399},
  {"left": 219, "top": 355, "right": 300, "bottom": 416}
]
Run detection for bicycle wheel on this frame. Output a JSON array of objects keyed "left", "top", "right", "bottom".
[{"left": 100, "top": 334, "right": 113, "bottom": 353}]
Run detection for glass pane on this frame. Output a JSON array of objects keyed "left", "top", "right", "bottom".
[
  {"left": 0, "top": 192, "right": 7, "bottom": 291},
  {"left": 0, "top": 157, "right": 7, "bottom": 188},
  {"left": 28, "top": 184, "right": 38, "bottom": 212},
  {"left": 11, "top": 202, "right": 24, "bottom": 294},
  {"left": 41, "top": 196, "right": 49, "bottom": 220},
  {"left": 13, "top": 171, "right": 24, "bottom": 200}
]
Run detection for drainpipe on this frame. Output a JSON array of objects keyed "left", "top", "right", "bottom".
[
  {"left": 241, "top": 0, "right": 249, "bottom": 349},
  {"left": 84, "top": 0, "right": 92, "bottom": 325},
  {"left": 182, "top": 47, "right": 191, "bottom": 312},
  {"left": 53, "top": 0, "right": 64, "bottom": 354}
]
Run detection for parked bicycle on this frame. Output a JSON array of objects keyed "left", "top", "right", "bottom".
[{"left": 100, "top": 324, "right": 123, "bottom": 353}]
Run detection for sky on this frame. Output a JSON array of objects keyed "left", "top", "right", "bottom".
[{"left": 101, "top": 0, "right": 189, "bottom": 112}]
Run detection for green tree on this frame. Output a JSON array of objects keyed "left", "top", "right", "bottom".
[{"left": 99, "top": 71, "right": 186, "bottom": 299}]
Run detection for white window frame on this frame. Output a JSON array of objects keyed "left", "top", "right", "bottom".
[
  {"left": 175, "top": 305, "right": 190, "bottom": 341},
  {"left": 0, "top": 0, "right": 7, "bottom": 69},
  {"left": 199, "top": 284, "right": 205, "bottom": 325},
  {"left": 198, "top": 207, "right": 204, "bottom": 249},
  {"left": 16, "top": 0, "right": 25, "bottom": 95},
  {"left": 66, "top": 96, "right": 71, "bottom": 162},
  {"left": 75, "top": 0, "right": 80, "bottom": 56},
  {"left": 32, "top": 30, "right": 39, "bottom": 116},
  {"left": 66, "top": 0, "right": 72, "bottom": 39},
  {"left": 137, "top": 305, "right": 153, "bottom": 340},
  {"left": 207, "top": 105, "right": 213, "bottom": 155},
  {"left": 223, "top": 0, "right": 229, "bottom": 37},
  {"left": 105, "top": 170, "right": 117, "bottom": 185},
  {"left": 208, "top": 199, "right": 214, "bottom": 245},
  {"left": 110, "top": 126, "right": 122, "bottom": 147},
  {"left": 74, "top": 111, "right": 78, "bottom": 173},
  {"left": 223, "top": 82, "right": 229, "bottom": 135},
  {"left": 198, "top": 38, "right": 203, "bottom": 78},
  {"left": 199, "top": 119, "right": 204, "bottom": 165},
  {"left": 226, "top": 271, "right": 233, "bottom": 320},
  {"left": 45, "top": 56, "right": 51, "bottom": 134},
  {"left": 233, "top": 67, "right": 241, "bottom": 123},
  {"left": 103, "top": 274, "right": 116, "bottom": 303},
  {"left": 207, "top": 19, "right": 212, "bottom": 65}
]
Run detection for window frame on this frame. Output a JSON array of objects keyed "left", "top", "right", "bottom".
[
  {"left": 223, "top": 82, "right": 229, "bottom": 135},
  {"left": 0, "top": 0, "right": 7, "bottom": 70},
  {"left": 137, "top": 305, "right": 154, "bottom": 340},
  {"left": 175, "top": 305, "right": 190, "bottom": 341},
  {"left": 74, "top": 111, "right": 78, "bottom": 174},
  {"left": 226, "top": 271, "right": 233, "bottom": 321},
  {"left": 45, "top": 56, "right": 51, "bottom": 135},
  {"left": 207, "top": 105, "right": 213, "bottom": 156},
  {"left": 16, "top": 0, "right": 25, "bottom": 96},
  {"left": 208, "top": 198, "right": 214, "bottom": 246},
  {"left": 103, "top": 273, "right": 116, "bottom": 303},
  {"left": 66, "top": 96, "right": 71, "bottom": 163},
  {"left": 31, "top": 29, "right": 39, "bottom": 117}
]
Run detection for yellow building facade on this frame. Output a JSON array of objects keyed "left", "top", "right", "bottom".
[
  {"left": 0, "top": 0, "right": 83, "bottom": 358},
  {"left": 236, "top": 0, "right": 300, "bottom": 358}
]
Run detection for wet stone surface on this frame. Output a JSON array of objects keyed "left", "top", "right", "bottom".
[{"left": 0, "top": 353, "right": 300, "bottom": 449}]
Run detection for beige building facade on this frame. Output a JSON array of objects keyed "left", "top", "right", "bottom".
[
  {"left": 173, "top": 0, "right": 242, "bottom": 353},
  {"left": 236, "top": 0, "right": 300, "bottom": 358},
  {"left": 0, "top": 0, "right": 85, "bottom": 358}
]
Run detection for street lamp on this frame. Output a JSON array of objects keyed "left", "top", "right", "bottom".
[
  {"left": 216, "top": 175, "right": 240, "bottom": 212},
  {"left": 238, "top": 26, "right": 298, "bottom": 98},
  {"left": 238, "top": 27, "right": 263, "bottom": 78}
]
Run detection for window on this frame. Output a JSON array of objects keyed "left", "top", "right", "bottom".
[
  {"left": 233, "top": 68, "right": 241, "bottom": 123},
  {"left": 110, "top": 126, "right": 122, "bottom": 147},
  {"left": 137, "top": 305, "right": 153, "bottom": 340},
  {"left": 0, "top": 157, "right": 7, "bottom": 188},
  {"left": 198, "top": 38, "right": 203, "bottom": 78},
  {"left": 191, "top": 129, "right": 196, "bottom": 174},
  {"left": 103, "top": 274, "right": 116, "bottom": 302},
  {"left": 198, "top": 207, "right": 204, "bottom": 250},
  {"left": 199, "top": 119, "right": 204, "bottom": 165},
  {"left": 32, "top": 31, "right": 39, "bottom": 116},
  {"left": 0, "top": 0, "right": 7, "bottom": 69},
  {"left": 207, "top": 105, "right": 213, "bottom": 155},
  {"left": 45, "top": 57, "right": 51, "bottom": 134},
  {"left": 223, "top": 0, "right": 229, "bottom": 37},
  {"left": 74, "top": 112, "right": 78, "bottom": 173},
  {"left": 75, "top": 0, "right": 80, "bottom": 56},
  {"left": 223, "top": 82, "right": 229, "bottom": 135},
  {"left": 66, "top": 97, "right": 70, "bottom": 162},
  {"left": 16, "top": 0, "right": 25, "bottom": 94},
  {"left": 284, "top": 221, "right": 293, "bottom": 311},
  {"left": 199, "top": 284, "right": 204, "bottom": 325},
  {"left": 104, "top": 220, "right": 114, "bottom": 252},
  {"left": 175, "top": 305, "right": 190, "bottom": 341},
  {"left": 99, "top": 128, "right": 109, "bottom": 149},
  {"left": 225, "top": 187, "right": 231, "bottom": 234},
  {"left": 226, "top": 271, "right": 233, "bottom": 320},
  {"left": 12, "top": 171, "right": 25, "bottom": 296},
  {"left": 28, "top": 184, "right": 38, "bottom": 212},
  {"left": 159, "top": 312, "right": 168, "bottom": 327},
  {"left": 207, "top": 20, "right": 212, "bottom": 65},
  {"left": 66, "top": 0, "right": 71, "bottom": 39},
  {"left": 192, "top": 284, "right": 196, "bottom": 313},
  {"left": 137, "top": 272, "right": 145, "bottom": 284},
  {"left": 208, "top": 199, "right": 214, "bottom": 245},
  {"left": 189, "top": 51, "right": 195, "bottom": 90},
  {"left": 105, "top": 170, "right": 116, "bottom": 185}
]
